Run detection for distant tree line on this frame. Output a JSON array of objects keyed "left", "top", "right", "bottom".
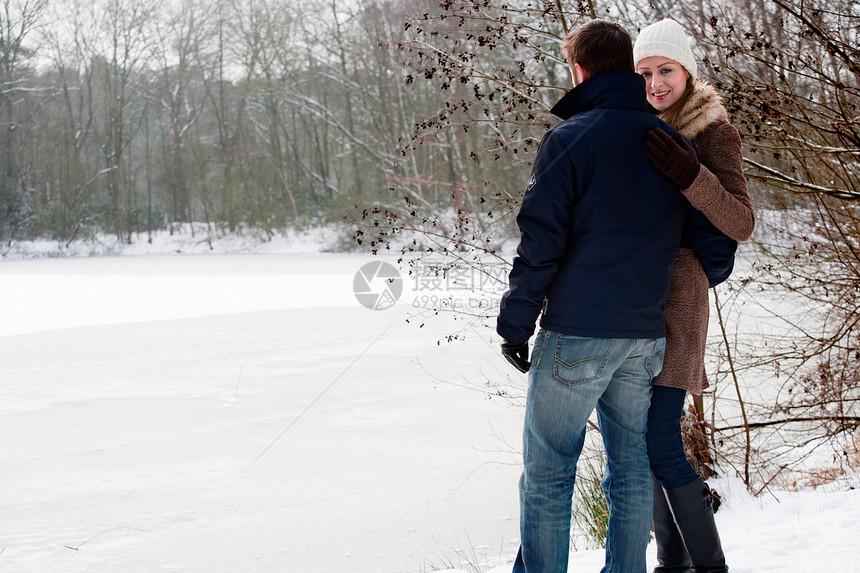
[{"left": 0, "top": 0, "right": 476, "bottom": 246}]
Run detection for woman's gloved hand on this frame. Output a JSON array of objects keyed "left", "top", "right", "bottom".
[{"left": 645, "top": 128, "right": 701, "bottom": 190}]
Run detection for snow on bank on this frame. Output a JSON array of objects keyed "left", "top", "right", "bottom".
[
  {"left": 0, "top": 224, "right": 348, "bottom": 260},
  {"left": 484, "top": 475, "right": 859, "bottom": 573}
]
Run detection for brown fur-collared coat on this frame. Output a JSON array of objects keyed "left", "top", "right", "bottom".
[{"left": 654, "top": 81, "right": 755, "bottom": 395}]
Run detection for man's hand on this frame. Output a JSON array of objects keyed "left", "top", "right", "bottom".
[
  {"left": 644, "top": 128, "right": 701, "bottom": 190},
  {"left": 501, "top": 340, "right": 531, "bottom": 373}
]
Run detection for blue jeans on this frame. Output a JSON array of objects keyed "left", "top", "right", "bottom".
[
  {"left": 513, "top": 330, "right": 666, "bottom": 573},
  {"left": 646, "top": 385, "right": 700, "bottom": 489}
]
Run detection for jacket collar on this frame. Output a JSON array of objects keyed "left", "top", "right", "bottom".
[
  {"left": 550, "top": 71, "right": 649, "bottom": 120},
  {"left": 674, "top": 80, "right": 729, "bottom": 139}
]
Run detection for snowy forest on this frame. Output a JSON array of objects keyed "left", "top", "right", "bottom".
[
  {"left": 1, "top": 0, "right": 859, "bottom": 492},
  {"left": 0, "top": 0, "right": 855, "bottom": 241}
]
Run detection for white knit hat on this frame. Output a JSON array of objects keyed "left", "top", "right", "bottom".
[{"left": 633, "top": 19, "right": 697, "bottom": 81}]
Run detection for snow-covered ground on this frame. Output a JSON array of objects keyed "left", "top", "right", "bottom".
[{"left": 1, "top": 229, "right": 858, "bottom": 572}]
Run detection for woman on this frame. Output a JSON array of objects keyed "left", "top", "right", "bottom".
[{"left": 633, "top": 19, "right": 755, "bottom": 573}]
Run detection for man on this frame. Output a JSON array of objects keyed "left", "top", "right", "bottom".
[{"left": 497, "top": 19, "right": 711, "bottom": 573}]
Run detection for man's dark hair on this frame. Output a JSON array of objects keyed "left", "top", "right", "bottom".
[{"left": 561, "top": 19, "right": 634, "bottom": 78}]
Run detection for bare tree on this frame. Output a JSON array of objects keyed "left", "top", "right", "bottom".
[
  {"left": 355, "top": 0, "right": 860, "bottom": 492},
  {"left": 76, "top": 0, "right": 162, "bottom": 241},
  {"left": 150, "top": 0, "right": 207, "bottom": 232},
  {"left": 41, "top": 4, "right": 98, "bottom": 244},
  {"left": 0, "top": 0, "right": 48, "bottom": 244}
]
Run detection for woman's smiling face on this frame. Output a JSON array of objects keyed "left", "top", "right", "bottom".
[{"left": 636, "top": 56, "right": 691, "bottom": 112}]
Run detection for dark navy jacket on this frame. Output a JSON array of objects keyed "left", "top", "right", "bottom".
[
  {"left": 497, "top": 71, "right": 728, "bottom": 344},
  {"left": 680, "top": 205, "right": 736, "bottom": 288}
]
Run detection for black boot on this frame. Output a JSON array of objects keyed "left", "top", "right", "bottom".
[
  {"left": 653, "top": 478, "right": 692, "bottom": 573},
  {"left": 664, "top": 477, "right": 728, "bottom": 573}
]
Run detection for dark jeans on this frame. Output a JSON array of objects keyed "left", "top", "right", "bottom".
[{"left": 646, "top": 385, "right": 699, "bottom": 489}]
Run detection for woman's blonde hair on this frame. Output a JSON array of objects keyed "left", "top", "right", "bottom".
[{"left": 658, "top": 76, "right": 695, "bottom": 129}]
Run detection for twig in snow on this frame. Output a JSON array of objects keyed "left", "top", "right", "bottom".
[{"left": 64, "top": 526, "right": 148, "bottom": 551}]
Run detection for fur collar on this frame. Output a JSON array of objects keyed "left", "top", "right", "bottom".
[{"left": 675, "top": 81, "right": 729, "bottom": 139}]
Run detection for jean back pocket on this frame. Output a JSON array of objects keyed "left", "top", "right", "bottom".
[{"left": 553, "top": 335, "right": 612, "bottom": 386}]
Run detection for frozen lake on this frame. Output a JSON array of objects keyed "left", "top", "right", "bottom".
[{"left": 0, "top": 253, "right": 524, "bottom": 572}]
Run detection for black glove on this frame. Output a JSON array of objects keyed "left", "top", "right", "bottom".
[
  {"left": 644, "top": 128, "right": 701, "bottom": 189},
  {"left": 501, "top": 340, "right": 530, "bottom": 373}
]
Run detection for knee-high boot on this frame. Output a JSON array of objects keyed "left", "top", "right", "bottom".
[
  {"left": 663, "top": 477, "right": 728, "bottom": 573},
  {"left": 653, "top": 478, "right": 691, "bottom": 573}
]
